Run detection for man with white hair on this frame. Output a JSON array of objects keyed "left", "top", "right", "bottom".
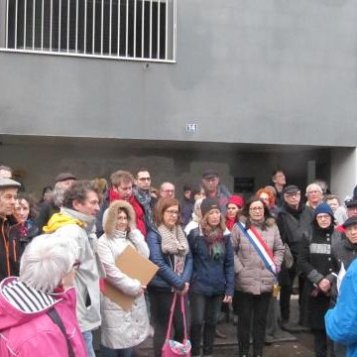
[
  {"left": 0, "top": 178, "right": 21, "bottom": 281},
  {"left": 43, "top": 180, "right": 101, "bottom": 357},
  {"left": 0, "top": 234, "right": 87, "bottom": 356}
]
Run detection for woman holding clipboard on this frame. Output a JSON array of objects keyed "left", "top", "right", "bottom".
[{"left": 97, "top": 200, "right": 150, "bottom": 357}]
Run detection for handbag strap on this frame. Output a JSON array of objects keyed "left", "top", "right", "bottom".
[
  {"left": 165, "top": 293, "right": 189, "bottom": 341},
  {"left": 47, "top": 308, "right": 75, "bottom": 357}
]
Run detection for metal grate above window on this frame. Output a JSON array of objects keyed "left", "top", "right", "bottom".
[{"left": 5, "top": 0, "right": 176, "bottom": 62}]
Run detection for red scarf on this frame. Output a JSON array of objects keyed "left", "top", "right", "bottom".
[
  {"left": 108, "top": 188, "right": 146, "bottom": 237},
  {"left": 225, "top": 216, "right": 236, "bottom": 232}
]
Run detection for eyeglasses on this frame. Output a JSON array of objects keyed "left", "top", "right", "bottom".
[
  {"left": 138, "top": 177, "right": 151, "bottom": 181},
  {"left": 165, "top": 209, "right": 179, "bottom": 215}
]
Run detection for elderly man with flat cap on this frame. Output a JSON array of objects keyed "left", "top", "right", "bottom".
[
  {"left": 36, "top": 172, "right": 77, "bottom": 232},
  {"left": 0, "top": 177, "right": 21, "bottom": 281},
  {"left": 276, "top": 184, "right": 312, "bottom": 331},
  {"left": 201, "top": 170, "right": 231, "bottom": 213}
]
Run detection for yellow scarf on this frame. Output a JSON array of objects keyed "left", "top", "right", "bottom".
[{"left": 43, "top": 212, "right": 85, "bottom": 233}]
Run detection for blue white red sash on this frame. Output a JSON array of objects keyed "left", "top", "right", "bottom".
[{"left": 237, "top": 221, "right": 277, "bottom": 276}]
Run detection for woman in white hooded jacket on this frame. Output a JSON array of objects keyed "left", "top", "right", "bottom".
[{"left": 98, "top": 200, "right": 150, "bottom": 357}]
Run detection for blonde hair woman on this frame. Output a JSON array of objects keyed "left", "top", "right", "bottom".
[{"left": 98, "top": 200, "right": 150, "bottom": 357}]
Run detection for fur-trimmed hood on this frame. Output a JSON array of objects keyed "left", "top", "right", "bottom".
[{"left": 103, "top": 200, "right": 137, "bottom": 236}]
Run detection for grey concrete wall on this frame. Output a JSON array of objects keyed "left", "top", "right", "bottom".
[
  {"left": 331, "top": 147, "right": 357, "bottom": 201},
  {"left": 0, "top": 138, "right": 328, "bottom": 197},
  {"left": 1, "top": 1, "right": 357, "bottom": 146}
]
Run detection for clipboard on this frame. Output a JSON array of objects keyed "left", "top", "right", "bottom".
[{"left": 102, "top": 245, "right": 158, "bottom": 311}]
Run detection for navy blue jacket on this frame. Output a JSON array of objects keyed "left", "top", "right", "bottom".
[
  {"left": 147, "top": 229, "right": 193, "bottom": 291},
  {"left": 188, "top": 227, "right": 234, "bottom": 297}
]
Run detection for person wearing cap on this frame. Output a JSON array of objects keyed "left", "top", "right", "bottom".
[
  {"left": 225, "top": 195, "right": 244, "bottom": 231},
  {"left": 298, "top": 203, "right": 340, "bottom": 357},
  {"left": 325, "top": 216, "right": 357, "bottom": 357},
  {"left": 231, "top": 196, "right": 284, "bottom": 357},
  {"left": 187, "top": 197, "right": 234, "bottom": 357},
  {"left": 36, "top": 172, "right": 77, "bottom": 232},
  {"left": 336, "top": 197, "right": 357, "bottom": 233},
  {"left": 276, "top": 184, "right": 312, "bottom": 330},
  {"left": 0, "top": 178, "right": 21, "bottom": 281},
  {"left": 201, "top": 170, "right": 231, "bottom": 213},
  {"left": 0, "top": 165, "right": 13, "bottom": 179}
]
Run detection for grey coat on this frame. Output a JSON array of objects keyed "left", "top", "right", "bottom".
[{"left": 231, "top": 221, "right": 285, "bottom": 295}]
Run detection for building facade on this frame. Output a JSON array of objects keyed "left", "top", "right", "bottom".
[{"left": 0, "top": 0, "right": 356, "bottom": 197}]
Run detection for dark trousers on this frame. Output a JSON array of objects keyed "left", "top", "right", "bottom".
[
  {"left": 101, "top": 345, "right": 133, "bottom": 357},
  {"left": 149, "top": 290, "right": 186, "bottom": 357},
  {"left": 236, "top": 291, "right": 271, "bottom": 357},
  {"left": 312, "top": 329, "right": 336, "bottom": 357},
  {"left": 279, "top": 265, "right": 305, "bottom": 323},
  {"left": 190, "top": 293, "right": 222, "bottom": 356},
  {"left": 279, "top": 265, "right": 296, "bottom": 322}
]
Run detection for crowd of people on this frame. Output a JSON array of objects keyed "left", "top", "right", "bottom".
[{"left": 0, "top": 163, "right": 356, "bottom": 357}]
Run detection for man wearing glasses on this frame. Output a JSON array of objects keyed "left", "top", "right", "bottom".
[
  {"left": 134, "top": 168, "right": 156, "bottom": 232},
  {"left": 277, "top": 185, "right": 312, "bottom": 332}
]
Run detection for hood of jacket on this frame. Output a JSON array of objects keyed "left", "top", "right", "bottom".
[
  {"left": 0, "top": 277, "right": 60, "bottom": 331},
  {"left": 103, "top": 200, "right": 136, "bottom": 236}
]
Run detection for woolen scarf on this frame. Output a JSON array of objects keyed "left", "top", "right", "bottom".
[
  {"left": 158, "top": 224, "right": 189, "bottom": 275},
  {"left": 201, "top": 225, "right": 225, "bottom": 260}
]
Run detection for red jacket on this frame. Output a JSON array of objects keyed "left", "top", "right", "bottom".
[{"left": 109, "top": 189, "right": 147, "bottom": 237}]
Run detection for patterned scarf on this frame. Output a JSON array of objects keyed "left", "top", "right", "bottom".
[
  {"left": 158, "top": 224, "right": 189, "bottom": 275},
  {"left": 202, "top": 225, "right": 225, "bottom": 260}
]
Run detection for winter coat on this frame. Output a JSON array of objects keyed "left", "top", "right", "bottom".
[
  {"left": 331, "top": 237, "right": 357, "bottom": 272},
  {"left": 97, "top": 200, "right": 150, "bottom": 349},
  {"left": 188, "top": 227, "right": 234, "bottom": 297},
  {"left": 329, "top": 236, "right": 357, "bottom": 306},
  {"left": 231, "top": 220, "right": 284, "bottom": 295},
  {"left": 8, "top": 219, "right": 39, "bottom": 275},
  {"left": 147, "top": 229, "right": 193, "bottom": 292},
  {"left": 0, "top": 216, "right": 17, "bottom": 281},
  {"left": 181, "top": 197, "right": 194, "bottom": 227},
  {"left": 43, "top": 208, "right": 102, "bottom": 332},
  {"left": 277, "top": 203, "right": 312, "bottom": 257},
  {"left": 325, "top": 259, "right": 357, "bottom": 357},
  {"left": 98, "top": 231, "right": 150, "bottom": 349},
  {"left": 298, "top": 225, "right": 340, "bottom": 329},
  {"left": 0, "top": 277, "right": 86, "bottom": 357}
]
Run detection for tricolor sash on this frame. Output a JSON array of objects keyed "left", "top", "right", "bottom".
[{"left": 237, "top": 221, "right": 277, "bottom": 276}]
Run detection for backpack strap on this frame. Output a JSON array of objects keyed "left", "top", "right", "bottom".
[{"left": 47, "top": 308, "right": 75, "bottom": 357}]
